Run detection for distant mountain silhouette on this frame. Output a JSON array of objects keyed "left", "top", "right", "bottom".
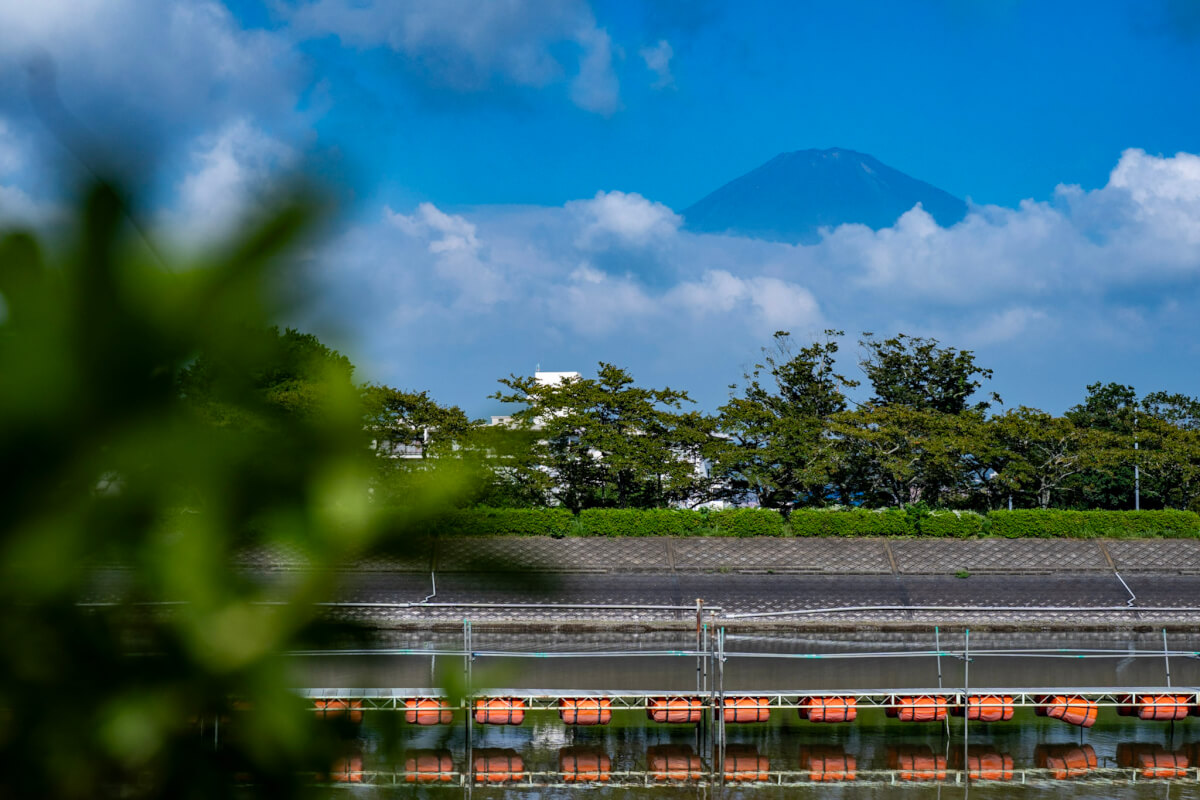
[{"left": 683, "top": 148, "right": 967, "bottom": 244}]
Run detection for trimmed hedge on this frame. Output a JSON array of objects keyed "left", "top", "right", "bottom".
[
  {"left": 430, "top": 507, "right": 1200, "bottom": 539},
  {"left": 705, "top": 508, "right": 790, "bottom": 537},
  {"left": 789, "top": 509, "right": 909, "bottom": 537},
  {"left": 987, "top": 510, "right": 1200, "bottom": 539},
  {"left": 917, "top": 511, "right": 987, "bottom": 539},
  {"left": 577, "top": 508, "right": 707, "bottom": 537}
]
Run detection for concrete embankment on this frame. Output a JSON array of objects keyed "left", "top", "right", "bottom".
[{"left": 224, "top": 537, "right": 1200, "bottom": 633}]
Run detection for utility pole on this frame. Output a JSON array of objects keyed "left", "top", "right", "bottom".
[{"left": 1134, "top": 412, "right": 1140, "bottom": 511}]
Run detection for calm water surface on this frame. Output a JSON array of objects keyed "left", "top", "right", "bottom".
[{"left": 294, "top": 630, "right": 1200, "bottom": 797}]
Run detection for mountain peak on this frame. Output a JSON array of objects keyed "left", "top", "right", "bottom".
[{"left": 683, "top": 149, "right": 966, "bottom": 244}]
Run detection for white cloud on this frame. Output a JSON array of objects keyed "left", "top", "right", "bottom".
[
  {"left": 569, "top": 190, "right": 681, "bottom": 248},
  {"left": 667, "top": 270, "right": 821, "bottom": 333},
  {"left": 968, "top": 306, "right": 1049, "bottom": 345},
  {"left": 802, "top": 148, "right": 1200, "bottom": 304},
  {"left": 0, "top": 0, "right": 302, "bottom": 149},
  {"left": 168, "top": 120, "right": 295, "bottom": 244},
  {"left": 286, "top": 0, "right": 620, "bottom": 113},
  {"left": 554, "top": 269, "right": 656, "bottom": 335},
  {"left": 311, "top": 149, "right": 1200, "bottom": 413},
  {"left": 570, "top": 26, "right": 620, "bottom": 114},
  {"left": 387, "top": 202, "right": 480, "bottom": 254},
  {"left": 385, "top": 202, "right": 508, "bottom": 306},
  {"left": 639, "top": 39, "right": 674, "bottom": 89}
]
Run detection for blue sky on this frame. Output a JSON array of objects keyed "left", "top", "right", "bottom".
[{"left": 3, "top": 0, "right": 1200, "bottom": 417}]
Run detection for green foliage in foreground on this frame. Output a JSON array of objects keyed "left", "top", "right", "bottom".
[
  {"left": 0, "top": 183, "right": 458, "bottom": 799},
  {"left": 433, "top": 507, "right": 1200, "bottom": 538}
]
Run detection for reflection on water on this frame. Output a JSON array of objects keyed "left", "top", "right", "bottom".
[
  {"left": 298, "top": 707, "right": 1200, "bottom": 797},
  {"left": 290, "top": 629, "right": 1200, "bottom": 796}
]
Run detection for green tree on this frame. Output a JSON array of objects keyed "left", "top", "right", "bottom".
[
  {"left": 1062, "top": 382, "right": 1141, "bottom": 508},
  {"left": 492, "top": 364, "right": 717, "bottom": 510},
  {"left": 713, "top": 330, "right": 856, "bottom": 511},
  {"left": 831, "top": 404, "right": 975, "bottom": 507},
  {"left": 179, "top": 325, "right": 357, "bottom": 424},
  {"left": 361, "top": 384, "right": 473, "bottom": 460},
  {"left": 1138, "top": 392, "right": 1200, "bottom": 511},
  {"left": 465, "top": 423, "right": 555, "bottom": 507},
  {"left": 858, "top": 332, "right": 1000, "bottom": 414},
  {"left": 982, "top": 407, "right": 1099, "bottom": 508}
]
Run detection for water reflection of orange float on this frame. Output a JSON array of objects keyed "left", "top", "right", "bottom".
[
  {"left": 473, "top": 748, "right": 524, "bottom": 783},
  {"left": 952, "top": 746, "right": 1014, "bottom": 781},
  {"left": 799, "top": 745, "right": 856, "bottom": 782},
  {"left": 887, "top": 745, "right": 947, "bottom": 781},
  {"left": 329, "top": 754, "right": 363, "bottom": 783},
  {"left": 1033, "top": 744, "right": 1097, "bottom": 779},
  {"left": 559, "top": 746, "right": 611, "bottom": 782},
  {"left": 404, "top": 750, "right": 454, "bottom": 783},
  {"left": 1116, "top": 743, "right": 1190, "bottom": 779},
  {"left": 647, "top": 744, "right": 703, "bottom": 781},
  {"left": 723, "top": 744, "right": 769, "bottom": 781}
]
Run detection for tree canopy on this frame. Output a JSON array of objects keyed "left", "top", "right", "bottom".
[{"left": 492, "top": 363, "right": 717, "bottom": 511}]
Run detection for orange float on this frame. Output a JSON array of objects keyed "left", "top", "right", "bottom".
[
  {"left": 1136, "top": 695, "right": 1191, "bottom": 721},
  {"left": 1036, "top": 695, "right": 1097, "bottom": 728},
  {"left": 404, "top": 698, "right": 452, "bottom": 725},
  {"left": 314, "top": 699, "right": 363, "bottom": 724},
  {"left": 646, "top": 696, "right": 703, "bottom": 724},
  {"left": 723, "top": 696, "right": 770, "bottom": 723},
  {"left": 954, "top": 695, "right": 1015, "bottom": 722},
  {"left": 798, "top": 696, "right": 857, "bottom": 723},
  {"left": 473, "top": 698, "right": 525, "bottom": 725},
  {"left": 887, "top": 695, "right": 949, "bottom": 722},
  {"left": 559, "top": 697, "right": 611, "bottom": 725}
]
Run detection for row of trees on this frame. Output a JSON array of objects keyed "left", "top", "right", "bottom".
[{"left": 181, "top": 327, "right": 1200, "bottom": 514}]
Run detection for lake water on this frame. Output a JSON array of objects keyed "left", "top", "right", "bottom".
[{"left": 298, "top": 629, "right": 1200, "bottom": 797}]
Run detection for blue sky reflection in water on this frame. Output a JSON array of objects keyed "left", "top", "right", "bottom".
[{"left": 4, "top": 2, "right": 1200, "bottom": 414}]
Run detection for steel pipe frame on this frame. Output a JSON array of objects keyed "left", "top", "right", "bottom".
[
  {"left": 298, "top": 687, "right": 1200, "bottom": 711},
  {"left": 724, "top": 604, "right": 1200, "bottom": 619},
  {"left": 312, "top": 767, "right": 1200, "bottom": 788}
]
